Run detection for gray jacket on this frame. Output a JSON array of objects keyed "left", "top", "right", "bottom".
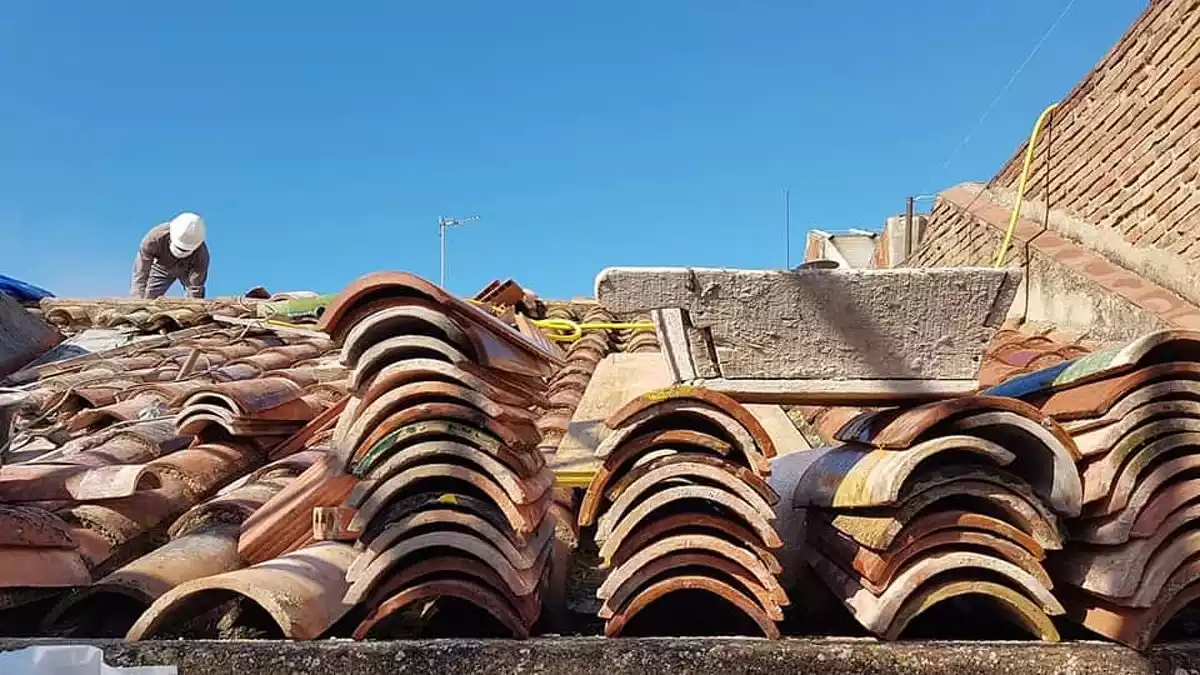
[{"left": 130, "top": 223, "right": 210, "bottom": 299}]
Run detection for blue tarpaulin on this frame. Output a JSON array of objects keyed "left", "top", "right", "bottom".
[{"left": 0, "top": 274, "right": 53, "bottom": 302}]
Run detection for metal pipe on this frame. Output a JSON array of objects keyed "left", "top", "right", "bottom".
[{"left": 905, "top": 196, "right": 915, "bottom": 258}]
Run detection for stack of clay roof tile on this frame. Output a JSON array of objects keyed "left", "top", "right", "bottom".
[
  {"left": 7, "top": 327, "right": 345, "bottom": 461},
  {"left": 580, "top": 387, "right": 785, "bottom": 638},
  {"left": 0, "top": 316, "right": 357, "bottom": 635},
  {"left": 312, "top": 271, "right": 563, "bottom": 639},
  {"left": 174, "top": 377, "right": 343, "bottom": 452},
  {"left": 989, "top": 329, "right": 1200, "bottom": 650},
  {"left": 37, "top": 297, "right": 261, "bottom": 335},
  {"left": 42, "top": 449, "right": 330, "bottom": 638},
  {"left": 791, "top": 396, "right": 1083, "bottom": 641}
]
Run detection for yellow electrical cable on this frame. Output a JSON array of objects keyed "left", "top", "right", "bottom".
[
  {"left": 531, "top": 317, "right": 657, "bottom": 342},
  {"left": 994, "top": 102, "right": 1058, "bottom": 267},
  {"left": 466, "top": 297, "right": 656, "bottom": 342}
]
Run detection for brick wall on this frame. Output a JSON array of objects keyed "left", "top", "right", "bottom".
[
  {"left": 905, "top": 200, "right": 1026, "bottom": 269},
  {"left": 992, "top": 0, "right": 1200, "bottom": 265}
]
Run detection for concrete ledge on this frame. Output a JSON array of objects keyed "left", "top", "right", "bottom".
[{"left": 1, "top": 637, "right": 1194, "bottom": 675}]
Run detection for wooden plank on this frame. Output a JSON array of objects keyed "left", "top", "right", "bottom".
[
  {"left": 650, "top": 308, "right": 697, "bottom": 382},
  {"left": 744, "top": 404, "right": 813, "bottom": 457},
  {"left": 550, "top": 352, "right": 673, "bottom": 486},
  {"left": 699, "top": 378, "right": 979, "bottom": 405}
]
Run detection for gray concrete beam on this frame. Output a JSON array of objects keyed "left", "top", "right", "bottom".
[
  {"left": 0, "top": 637, "right": 1187, "bottom": 675},
  {"left": 596, "top": 267, "right": 1020, "bottom": 381}
]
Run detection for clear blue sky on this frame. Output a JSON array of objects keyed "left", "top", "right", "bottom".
[{"left": 0, "top": 1, "right": 1145, "bottom": 299}]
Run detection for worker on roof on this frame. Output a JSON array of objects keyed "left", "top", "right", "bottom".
[{"left": 130, "top": 212, "right": 210, "bottom": 299}]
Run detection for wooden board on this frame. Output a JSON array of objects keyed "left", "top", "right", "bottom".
[{"left": 550, "top": 352, "right": 673, "bottom": 487}]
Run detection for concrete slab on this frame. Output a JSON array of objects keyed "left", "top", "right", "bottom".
[{"left": 595, "top": 267, "right": 1020, "bottom": 382}]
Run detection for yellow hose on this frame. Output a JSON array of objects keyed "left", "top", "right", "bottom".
[
  {"left": 993, "top": 102, "right": 1058, "bottom": 267},
  {"left": 532, "top": 318, "right": 657, "bottom": 343}
]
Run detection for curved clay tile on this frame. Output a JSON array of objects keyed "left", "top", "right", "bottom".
[
  {"left": 881, "top": 509, "right": 1046, "bottom": 561},
  {"left": 67, "top": 393, "right": 170, "bottom": 432},
  {"left": 1064, "top": 562, "right": 1200, "bottom": 651},
  {"left": 595, "top": 484, "right": 780, "bottom": 552},
  {"left": 237, "top": 455, "right": 357, "bottom": 565},
  {"left": 145, "top": 443, "right": 264, "bottom": 500},
  {"left": 42, "top": 524, "right": 243, "bottom": 637},
  {"left": 315, "top": 271, "right": 561, "bottom": 377},
  {"left": 126, "top": 541, "right": 357, "bottom": 641},
  {"left": 64, "top": 479, "right": 197, "bottom": 568},
  {"left": 353, "top": 334, "right": 471, "bottom": 387},
  {"left": 1074, "top": 397, "right": 1200, "bottom": 457},
  {"left": 836, "top": 395, "right": 1057, "bottom": 450},
  {"left": 340, "top": 303, "right": 473, "bottom": 369},
  {"left": 885, "top": 579, "right": 1060, "bottom": 641},
  {"left": 347, "top": 402, "right": 536, "bottom": 469},
  {"left": 353, "top": 420, "right": 544, "bottom": 479},
  {"left": 168, "top": 477, "right": 290, "bottom": 538},
  {"left": 603, "top": 574, "right": 780, "bottom": 639},
  {"left": 1088, "top": 435, "right": 1200, "bottom": 517},
  {"left": 936, "top": 411, "right": 1082, "bottom": 517},
  {"left": 350, "top": 358, "right": 533, "bottom": 410},
  {"left": 791, "top": 435, "right": 1015, "bottom": 510},
  {"left": 1059, "top": 503, "right": 1200, "bottom": 601},
  {"left": 0, "top": 505, "right": 77, "bottom": 549},
  {"left": 344, "top": 530, "right": 551, "bottom": 604},
  {"left": 828, "top": 479, "right": 1064, "bottom": 552},
  {"left": 597, "top": 402, "right": 770, "bottom": 475},
  {"left": 358, "top": 554, "right": 541, "bottom": 626},
  {"left": 605, "top": 387, "right": 777, "bottom": 460},
  {"left": 0, "top": 547, "right": 91, "bottom": 589},
  {"left": 1080, "top": 418, "right": 1200, "bottom": 505},
  {"left": 1039, "top": 362, "right": 1200, "bottom": 420},
  {"left": 175, "top": 377, "right": 308, "bottom": 415},
  {"left": 810, "top": 523, "right": 1051, "bottom": 595},
  {"left": 355, "top": 491, "right": 521, "bottom": 550},
  {"left": 349, "top": 381, "right": 537, "bottom": 447},
  {"left": 1075, "top": 476, "right": 1200, "bottom": 545},
  {"left": 352, "top": 441, "right": 553, "bottom": 504},
  {"left": 348, "top": 463, "right": 551, "bottom": 534},
  {"left": 607, "top": 453, "right": 777, "bottom": 507},
  {"left": 597, "top": 533, "right": 786, "bottom": 610},
  {"left": 806, "top": 547, "right": 1063, "bottom": 635},
  {"left": 599, "top": 511, "right": 780, "bottom": 571},
  {"left": 595, "top": 461, "right": 778, "bottom": 542},
  {"left": 547, "top": 372, "right": 592, "bottom": 395},
  {"left": 353, "top": 578, "right": 531, "bottom": 639},
  {"left": 0, "top": 463, "right": 154, "bottom": 502},
  {"left": 1127, "top": 529, "right": 1200, "bottom": 608},
  {"left": 598, "top": 551, "right": 778, "bottom": 622},
  {"left": 579, "top": 429, "right": 733, "bottom": 526},
  {"left": 348, "top": 509, "right": 553, "bottom": 583}
]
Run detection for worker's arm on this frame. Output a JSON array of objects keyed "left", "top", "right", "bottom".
[
  {"left": 129, "top": 232, "right": 156, "bottom": 298},
  {"left": 184, "top": 246, "right": 209, "bottom": 299}
]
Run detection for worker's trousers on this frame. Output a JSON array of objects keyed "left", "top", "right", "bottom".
[{"left": 142, "top": 261, "right": 184, "bottom": 299}]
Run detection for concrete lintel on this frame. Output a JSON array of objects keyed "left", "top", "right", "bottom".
[
  {"left": 0, "top": 637, "right": 1174, "bottom": 675},
  {"left": 595, "top": 267, "right": 1020, "bottom": 381}
]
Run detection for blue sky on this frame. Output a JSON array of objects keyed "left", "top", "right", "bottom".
[{"left": 0, "top": 1, "right": 1145, "bottom": 299}]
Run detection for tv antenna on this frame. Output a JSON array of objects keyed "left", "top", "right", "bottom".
[{"left": 438, "top": 215, "right": 480, "bottom": 288}]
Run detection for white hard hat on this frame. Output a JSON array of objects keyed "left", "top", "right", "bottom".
[{"left": 168, "top": 212, "right": 206, "bottom": 257}]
